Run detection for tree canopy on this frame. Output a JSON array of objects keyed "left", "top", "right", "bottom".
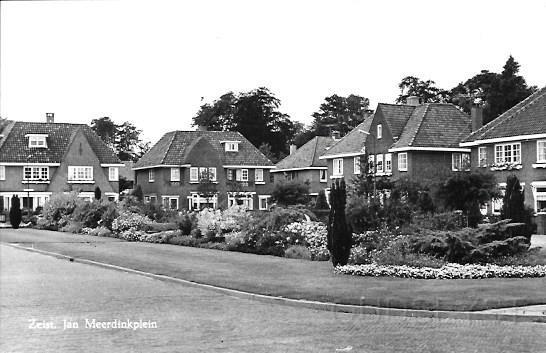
[
  {"left": 90, "top": 117, "right": 150, "bottom": 162},
  {"left": 193, "top": 87, "right": 297, "bottom": 161},
  {"left": 396, "top": 76, "right": 450, "bottom": 104}
]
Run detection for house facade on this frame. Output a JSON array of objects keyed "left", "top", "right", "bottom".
[
  {"left": 132, "top": 130, "right": 275, "bottom": 210},
  {"left": 271, "top": 136, "right": 337, "bottom": 199},
  {"left": 460, "top": 86, "right": 546, "bottom": 234},
  {"left": 321, "top": 98, "right": 473, "bottom": 195},
  {"left": 0, "top": 116, "right": 123, "bottom": 212}
]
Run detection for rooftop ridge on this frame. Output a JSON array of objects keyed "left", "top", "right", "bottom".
[{"left": 408, "top": 104, "right": 430, "bottom": 146}]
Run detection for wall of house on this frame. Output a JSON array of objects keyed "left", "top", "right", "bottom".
[
  {"left": 271, "top": 169, "right": 327, "bottom": 195},
  {"left": 0, "top": 166, "right": 56, "bottom": 192},
  {"left": 470, "top": 139, "right": 546, "bottom": 234},
  {"left": 49, "top": 130, "right": 118, "bottom": 195}
]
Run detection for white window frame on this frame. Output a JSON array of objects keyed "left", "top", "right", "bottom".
[
  {"left": 258, "top": 195, "right": 269, "bottom": 210},
  {"left": 332, "top": 158, "right": 343, "bottom": 177},
  {"left": 149, "top": 169, "right": 155, "bottom": 182},
  {"left": 170, "top": 168, "right": 180, "bottom": 182},
  {"left": 162, "top": 196, "right": 179, "bottom": 210},
  {"left": 478, "top": 147, "right": 487, "bottom": 167},
  {"left": 368, "top": 155, "right": 375, "bottom": 174},
  {"left": 255, "top": 168, "right": 264, "bottom": 182},
  {"left": 492, "top": 183, "right": 506, "bottom": 215},
  {"left": 227, "top": 169, "right": 233, "bottom": 181},
  {"left": 241, "top": 169, "right": 249, "bottom": 182},
  {"left": 494, "top": 142, "right": 521, "bottom": 164},
  {"left": 225, "top": 142, "right": 239, "bottom": 152},
  {"left": 68, "top": 166, "right": 93, "bottom": 181},
  {"left": 319, "top": 169, "right": 327, "bottom": 182},
  {"left": 353, "top": 156, "right": 361, "bottom": 174},
  {"left": 537, "top": 140, "right": 546, "bottom": 163},
  {"left": 376, "top": 154, "right": 384, "bottom": 173},
  {"left": 23, "top": 166, "right": 50, "bottom": 181},
  {"left": 385, "top": 153, "right": 392, "bottom": 173},
  {"left": 27, "top": 134, "right": 48, "bottom": 148},
  {"left": 452, "top": 153, "right": 470, "bottom": 171},
  {"left": 109, "top": 167, "right": 119, "bottom": 181},
  {"left": 227, "top": 192, "right": 253, "bottom": 210},
  {"left": 189, "top": 167, "right": 198, "bottom": 182},
  {"left": 208, "top": 167, "right": 217, "bottom": 182},
  {"left": 398, "top": 153, "right": 408, "bottom": 172},
  {"left": 377, "top": 124, "right": 382, "bottom": 139},
  {"left": 532, "top": 182, "right": 546, "bottom": 214},
  {"left": 0, "top": 165, "right": 5, "bottom": 180}
]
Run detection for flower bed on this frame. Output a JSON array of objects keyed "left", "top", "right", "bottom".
[{"left": 335, "top": 263, "right": 546, "bottom": 279}]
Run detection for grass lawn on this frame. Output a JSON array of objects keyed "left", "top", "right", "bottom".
[{"left": 3, "top": 229, "right": 545, "bottom": 312}]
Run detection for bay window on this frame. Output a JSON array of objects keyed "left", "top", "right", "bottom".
[{"left": 495, "top": 143, "right": 521, "bottom": 164}]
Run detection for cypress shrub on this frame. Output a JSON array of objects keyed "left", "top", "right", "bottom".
[
  {"left": 94, "top": 186, "right": 102, "bottom": 200},
  {"left": 314, "top": 190, "right": 329, "bottom": 209},
  {"left": 9, "top": 195, "right": 22, "bottom": 229},
  {"left": 326, "top": 179, "right": 352, "bottom": 266}
]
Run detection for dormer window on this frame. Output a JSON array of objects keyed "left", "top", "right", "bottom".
[
  {"left": 26, "top": 134, "right": 48, "bottom": 148},
  {"left": 221, "top": 140, "right": 241, "bottom": 152}
]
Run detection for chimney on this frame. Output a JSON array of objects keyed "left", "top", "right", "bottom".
[
  {"left": 46, "top": 113, "right": 55, "bottom": 123},
  {"left": 331, "top": 131, "right": 341, "bottom": 140},
  {"left": 471, "top": 105, "right": 483, "bottom": 131},
  {"left": 406, "top": 96, "right": 421, "bottom": 106},
  {"left": 197, "top": 125, "right": 208, "bottom": 132},
  {"left": 289, "top": 144, "right": 297, "bottom": 155}
]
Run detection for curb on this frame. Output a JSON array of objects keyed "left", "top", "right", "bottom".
[{"left": 6, "top": 243, "right": 546, "bottom": 324}]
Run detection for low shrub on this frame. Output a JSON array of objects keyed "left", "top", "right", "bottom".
[
  {"left": 60, "top": 221, "right": 83, "bottom": 234},
  {"left": 348, "top": 245, "right": 372, "bottom": 265},
  {"left": 175, "top": 213, "right": 194, "bottom": 235},
  {"left": 284, "top": 245, "right": 312, "bottom": 260},
  {"left": 140, "top": 230, "right": 179, "bottom": 244},
  {"left": 111, "top": 211, "right": 151, "bottom": 233},
  {"left": 168, "top": 235, "right": 202, "bottom": 247},
  {"left": 97, "top": 226, "right": 113, "bottom": 238},
  {"left": 40, "top": 192, "right": 85, "bottom": 230},
  {"left": 146, "top": 222, "right": 178, "bottom": 233}
]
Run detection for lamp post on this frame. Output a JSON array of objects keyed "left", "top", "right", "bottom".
[{"left": 358, "top": 129, "right": 376, "bottom": 200}]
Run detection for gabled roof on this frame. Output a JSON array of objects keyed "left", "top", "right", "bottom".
[
  {"left": 462, "top": 86, "right": 546, "bottom": 144},
  {"left": 376, "top": 103, "right": 415, "bottom": 139},
  {"left": 133, "top": 130, "right": 274, "bottom": 169},
  {"left": 391, "top": 103, "right": 471, "bottom": 149},
  {"left": 0, "top": 121, "right": 121, "bottom": 164},
  {"left": 274, "top": 136, "right": 336, "bottom": 171},
  {"left": 320, "top": 116, "right": 374, "bottom": 159}
]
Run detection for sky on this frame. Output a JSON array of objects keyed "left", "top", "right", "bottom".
[{"left": 1, "top": 0, "right": 545, "bottom": 144}]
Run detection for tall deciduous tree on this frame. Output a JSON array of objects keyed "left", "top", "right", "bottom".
[
  {"left": 312, "top": 94, "right": 370, "bottom": 137},
  {"left": 396, "top": 76, "right": 450, "bottom": 104},
  {"left": 90, "top": 117, "right": 150, "bottom": 162},
  {"left": 193, "top": 88, "right": 297, "bottom": 160}
]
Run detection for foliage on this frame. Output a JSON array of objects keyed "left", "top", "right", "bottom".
[
  {"left": 311, "top": 94, "right": 371, "bottom": 137},
  {"left": 111, "top": 210, "right": 151, "bottom": 233},
  {"left": 335, "top": 263, "right": 546, "bottom": 279},
  {"left": 175, "top": 213, "right": 194, "bottom": 235},
  {"left": 284, "top": 245, "right": 312, "bottom": 260},
  {"left": 501, "top": 175, "right": 536, "bottom": 241},
  {"left": 9, "top": 195, "right": 22, "bottom": 229},
  {"left": 71, "top": 199, "right": 111, "bottom": 228},
  {"left": 94, "top": 186, "right": 101, "bottom": 200},
  {"left": 437, "top": 171, "right": 499, "bottom": 226},
  {"left": 90, "top": 117, "right": 150, "bottom": 162},
  {"left": 39, "top": 192, "right": 85, "bottom": 230},
  {"left": 284, "top": 220, "right": 329, "bottom": 260},
  {"left": 270, "top": 180, "right": 310, "bottom": 206},
  {"left": 132, "top": 185, "right": 144, "bottom": 202},
  {"left": 60, "top": 220, "right": 83, "bottom": 234},
  {"left": 327, "top": 179, "right": 352, "bottom": 266},
  {"left": 314, "top": 190, "right": 329, "bottom": 210},
  {"left": 192, "top": 87, "right": 297, "bottom": 160},
  {"left": 409, "top": 212, "right": 466, "bottom": 232},
  {"left": 396, "top": 76, "right": 450, "bottom": 104}
]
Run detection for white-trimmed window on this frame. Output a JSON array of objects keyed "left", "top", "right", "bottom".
[
  {"left": 23, "top": 166, "right": 49, "bottom": 180},
  {"left": 162, "top": 196, "right": 179, "bottom": 210},
  {"left": 241, "top": 169, "right": 249, "bottom": 181},
  {"left": 148, "top": 169, "right": 155, "bottom": 182},
  {"left": 27, "top": 134, "right": 48, "bottom": 148},
  {"left": 170, "top": 168, "right": 180, "bottom": 182},
  {"left": 368, "top": 155, "right": 375, "bottom": 173},
  {"left": 376, "top": 154, "right": 384, "bottom": 173},
  {"left": 255, "top": 168, "right": 264, "bottom": 182},
  {"left": 258, "top": 195, "right": 269, "bottom": 210},
  {"left": 109, "top": 167, "right": 119, "bottom": 181},
  {"left": 227, "top": 169, "right": 233, "bottom": 181},
  {"left": 478, "top": 147, "right": 487, "bottom": 167},
  {"left": 0, "top": 166, "right": 5, "bottom": 180},
  {"left": 199, "top": 167, "right": 216, "bottom": 181},
  {"left": 537, "top": 140, "right": 546, "bottom": 163},
  {"left": 333, "top": 158, "right": 343, "bottom": 177},
  {"left": 353, "top": 156, "right": 361, "bottom": 174},
  {"left": 398, "top": 153, "right": 408, "bottom": 172},
  {"left": 377, "top": 124, "right": 382, "bottom": 139},
  {"left": 225, "top": 142, "right": 239, "bottom": 152},
  {"left": 385, "top": 153, "right": 392, "bottom": 173},
  {"left": 208, "top": 167, "right": 217, "bottom": 181},
  {"left": 452, "top": 153, "right": 470, "bottom": 171},
  {"left": 492, "top": 184, "right": 506, "bottom": 215},
  {"left": 319, "top": 169, "right": 327, "bottom": 182},
  {"left": 495, "top": 142, "right": 521, "bottom": 164},
  {"left": 68, "top": 166, "right": 93, "bottom": 181},
  {"left": 190, "top": 167, "right": 198, "bottom": 182},
  {"left": 533, "top": 184, "right": 546, "bottom": 214}
]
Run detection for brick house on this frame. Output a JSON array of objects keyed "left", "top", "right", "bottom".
[
  {"left": 460, "top": 86, "right": 546, "bottom": 234},
  {"left": 271, "top": 136, "right": 337, "bottom": 199},
  {"left": 0, "top": 116, "right": 123, "bottom": 213},
  {"left": 321, "top": 98, "right": 473, "bottom": 195},
  {"left": 132, "top": 130, "right": 275, "bottom": 210}
]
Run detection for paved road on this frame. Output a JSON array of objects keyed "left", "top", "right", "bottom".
[{"left": 1, "top": 244, "right": 546, "bottom": 353}]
